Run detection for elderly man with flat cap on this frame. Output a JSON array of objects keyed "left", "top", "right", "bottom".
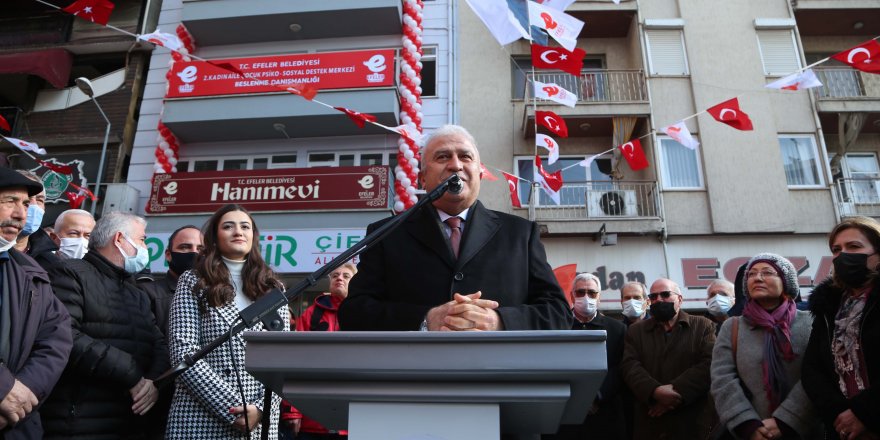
[{"left": 0, "top": 167, "right": 72, "bottom": 439}]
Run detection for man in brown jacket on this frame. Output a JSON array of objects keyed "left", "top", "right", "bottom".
[{"left": 620, "top": 278, "right": 717, "bottom": 440}]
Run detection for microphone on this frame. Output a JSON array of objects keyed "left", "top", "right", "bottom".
[{"left": 447, "top": 174, "right": 463, "bottom": 195}]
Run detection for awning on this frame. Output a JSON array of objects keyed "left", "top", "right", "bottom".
[{"left": 0, "top": 49, "right": 73, "bottom": 89}]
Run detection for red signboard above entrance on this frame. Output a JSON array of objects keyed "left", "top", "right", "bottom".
[
  {"left": 165, "top": 49, "right": 396, "bottom": 98},
  {"left": 146, "top": 166, "right": 389, "bottom": 214}
]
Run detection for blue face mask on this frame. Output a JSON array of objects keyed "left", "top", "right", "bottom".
[
  {"left": 21, "top": 204, "right": 44, "bottom": 236},
  {"left": 116, "top": 235, "right": 149, "bottom": 274}
]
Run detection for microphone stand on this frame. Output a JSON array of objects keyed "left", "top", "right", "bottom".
[{"left": 154, "top": 174, "right": 463, "bottom": 436}]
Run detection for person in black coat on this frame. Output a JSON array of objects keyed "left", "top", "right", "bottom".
[
  {"left": 545, "top": 272, "right": 627, "bottom": 440},
  {"left": 0, "top": 168, "right": 72, "bottom": 439},
  {"left": 803, "top": 217, "right": 880, "bottom": 440},
  {"left": 339, "top": 124, "right": 570, "bottom": 332},
  {"left": 41, "top": 211, "right": 169, "bottom": 439}
]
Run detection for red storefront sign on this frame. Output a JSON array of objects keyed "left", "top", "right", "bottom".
[
  {"left": 146, "top": 166, "right": 389, "bottom": 214},
  {"left": 166, "top": 49, "right": 396, "bottom": 98}
]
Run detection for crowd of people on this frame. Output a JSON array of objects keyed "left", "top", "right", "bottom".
[{"left": 0, "top": 125, "right": 876, "bottom": 440}]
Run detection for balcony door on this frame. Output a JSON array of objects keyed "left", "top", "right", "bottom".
[{"left": 843, "top": 153, "right": 880, "bottom": 204}]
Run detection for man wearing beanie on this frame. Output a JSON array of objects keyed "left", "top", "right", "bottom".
[{"left": 621, "top": 277, "right": 717, "bottom": 440}]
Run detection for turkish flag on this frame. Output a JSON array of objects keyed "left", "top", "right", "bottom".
[
  {"left": 618, "top": 139, "right": 649, "bottom": 171},
  {"left": 62, "top": 0, "right": 115, "bottom": 25},
  {"left": 277, "top": 82, "right": 318, "bottom": 101},
  {"left": 501, "top": 172, "right": 522, "bottom": 208},
  {"left": 530, "top": 44, "right": 586, "bottom": 77},
  {"left": 832, "top": 40, "right": 880, "bottom": 74},
  {"left": 480, "top": 163, "right": 499, "bottom": 181},
  {"left": 535, "top": 110, "right": 568, "bottom": 138},
  {"left": 334, "top": 107, "right": 377, "bottom": 128},
  {"left": 0, "top": 114, "right": 10, "bottom": 133},
  {"left": 707, "top": 97, "right": 754, "bottom": 131},
  {"left": 536, "top": 134, "right": 559, "bottom": 165},
  {"left": 66, "top": 191, "right": 86, "bottom": 209},
  {"left": 37, "top": 159, "right": 73, "bottom": 175},
  {"left": 535, "top": 155, "right": 563, "bottom": 204},
  {"left": 69, "top": 182, "right": 97, "bottom": 201}
]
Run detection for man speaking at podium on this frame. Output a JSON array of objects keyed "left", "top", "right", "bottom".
[{"left": 339, "top": 125, "right": 570, "bottom": 332}]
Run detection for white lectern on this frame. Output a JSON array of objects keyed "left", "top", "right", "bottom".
[{"left": 245, "top": 331, "right": 606, "bottom": 440}]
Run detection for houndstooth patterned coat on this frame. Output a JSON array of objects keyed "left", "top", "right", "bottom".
[{"left": 165, "top": 270, "right": 289, "bottom": 439}]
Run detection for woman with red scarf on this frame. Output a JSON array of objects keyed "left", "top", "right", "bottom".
[
  {"left": 804, "top": 217, "right": 880, "bottom": 440},
  {"left": 711, "top": 253, "right": 820, "bottom": 440}
]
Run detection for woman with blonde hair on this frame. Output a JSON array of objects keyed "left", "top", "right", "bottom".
[{"left": 166, "top": 204, "right": 288, "bottom": 439}]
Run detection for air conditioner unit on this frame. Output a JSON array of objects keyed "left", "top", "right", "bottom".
[{"left": 587, "top": 190, "right": 638, "bottom": 217}]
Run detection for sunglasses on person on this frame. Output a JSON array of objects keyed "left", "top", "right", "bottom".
[
  {"left": 573, "top": 289, "right": 600, "bottom": 298},
  {"left": 647, "top": 291, "right": 677, "bottom": 301}
]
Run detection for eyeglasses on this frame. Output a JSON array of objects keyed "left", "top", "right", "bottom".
[
  {"left": 574, "top": 289, "right": 600, "bottom": 298},
  {"left": 648, "top": 291, "right": 676, "bottom": 301},
  {"left": 746, "top": 269, "right": 779, "bottom": 280}
]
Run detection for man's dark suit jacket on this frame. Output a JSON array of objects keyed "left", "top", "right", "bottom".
[{"left": 339, "top": 200, "right": 571, "bottom": 331}]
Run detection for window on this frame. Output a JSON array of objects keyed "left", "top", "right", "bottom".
[
  {"left": 779, "top": 136, "right": 823, "bottom": 187},
  {"left": 658, "top": 137, "right": 703, "bottom": 189},
  {"left": 757, "top": 30, "right": 800, "bottom": 76},
  {"left": 193, "top": 160, "right": 218, "bottom": 172},
  {"left": 176, "top": 155, "right": 297, "bottom": 172},
  {"left": 421, "top": 46, "right": 437, "bottom": 98},
  {"left": 223, "top": 159, "right": 248, "bottom": 170},
  {"left": 307, "top": 151, "right": 397, "bottom": 167},
  {"left": 516, "top": 156, "right": 592, "bottom": 206},
  {"left": 840, "top": 153, "right": 880, "bottom": 204},
  {"left": 645, "top": 30, "right": 689, "bottom": 76}
]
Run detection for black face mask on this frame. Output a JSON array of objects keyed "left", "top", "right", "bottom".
[
  {"left": 650, "top": 301, "right": 677, "bottom": 322},
  {"left": 169, "top": 252, "right": 198, "bottom": 276},
  {"left": 833, "top": 252, "right": 873, "bottom": 287}
]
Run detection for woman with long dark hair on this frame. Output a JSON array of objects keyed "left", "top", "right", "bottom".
[
  {"left": 166, "top": 204, "right": 288, "bottom": 439},
  {"left": 803, "top": 217, "right": 880, "bottom": 440}
]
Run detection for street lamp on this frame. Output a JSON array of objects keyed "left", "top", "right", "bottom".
[{"left": 75, "top": 77, "right": 110, "bottom": 216}]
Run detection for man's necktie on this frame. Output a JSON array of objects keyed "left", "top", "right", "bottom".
[{"left": 445, "top": 217, "right": 462, "bottom": 259}]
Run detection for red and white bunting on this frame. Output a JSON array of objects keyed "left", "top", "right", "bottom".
[
  {"left": 618, "top": 139, "right": 649, "bottom": 171},
  {"left": 831, "top": 40, "right": 880, "bottom": 74},
  {"left": 535, "top": 155, "right": 563, "bottom": 204},
  {"left": 527, "top": 1, "right": 584, "bottom": 51},
  {"left": 501, "top": 172, "right": 522, "bottom": 208},
  {"left": 2, "top": 135, "right": 46, "bottom": 155},
  {"left": 707, "top": 97, "right": 754, "bottom": 131},
  {"left": 660, "top": 121, "right": 700, "bottom": 150},
  {"left": 765, "top": 69, "right": 823, "bottom": 91},
  {"left": 533, "top": 80, "right": 577, "bottom": 107},
  {"left": 536, "top": 133, "right": 560, "bottom": 165}
]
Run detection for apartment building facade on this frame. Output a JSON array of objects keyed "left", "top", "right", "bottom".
[{"left": 457, "top": 0, "right": 880, "bottom": 308}]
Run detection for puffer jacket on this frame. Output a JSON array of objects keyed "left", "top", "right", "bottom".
[
  {"left": 803, "top": 278, "right": 880, "bottom": 437},
  {"left": 41, "top": 250, "right": 168, "bottom": 439}
]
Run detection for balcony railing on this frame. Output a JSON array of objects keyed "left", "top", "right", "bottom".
[
  {"left": 525, "top": 70, "right": 648, "bottom": 103},
  {"left": 835, "top": 177, "right": 880, "bottom": 218},
  {"left": 814, "top": 67, "right": 880, "bottom": 100},
  {"left": 529, "top": 180, "right": 660, "bottom": 221}
]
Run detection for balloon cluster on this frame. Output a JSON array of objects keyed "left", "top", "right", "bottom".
[
  {"left": 394, "top": 0, "right": 424, "bottom": 213},
  {"left": 153, "top": 25, "right": 197, "bottom": 173}
]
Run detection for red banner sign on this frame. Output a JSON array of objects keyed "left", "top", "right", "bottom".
[
  {"left": 165, "top": 49, "right": 396, "bottom": 98},
  {"left": 146, "top": 166, "right": 389, "bottom": 214}
]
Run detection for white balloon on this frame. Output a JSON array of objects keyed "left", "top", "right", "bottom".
[
  {"left": 403, "top": 149, "right": 414, "bottom": 159},
  {"left": 159, "top": 141, "right": 170, "bottom": 149},
  {"left": 396, "top": 171, "right": 407, "bottom": 181},
  {"left": 400, "top": 177, "right": 411, "bottom": 187},
  {"left": 394, "top": 201, "right": 405, "bottom": 212},
  {"left": 168, "top": 157, "right": 178, "bottom": 165},
  {"left": 405, "top": 186, "right": 416, "bottom": 195}
]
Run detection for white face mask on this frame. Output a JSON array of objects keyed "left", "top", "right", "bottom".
[
  {"left": 574, "top": 296, "right": 598, "bottom": 318},
  {"left": 707, "top": 294, "right": 734, "bottom": 317},
  {"left": 0, "top": 235, "right": 16, "bottom": 253},
  {"left": 622, "top": 299, "right": 645, "bottom": 319},
  {"left": 59, "top": 237, "right": 89, "bottom": 259}
]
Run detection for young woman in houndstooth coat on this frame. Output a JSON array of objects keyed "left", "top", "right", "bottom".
[{"left": 166, "top": 204, "right": 288, "bottom": 439}]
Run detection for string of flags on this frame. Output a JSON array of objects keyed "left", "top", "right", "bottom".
[
  {"left": 464, "top": 0, "right": 880, "bottom": 208},
  {"left": 11, "top": 0, "right": 880, "bottom": 211}
]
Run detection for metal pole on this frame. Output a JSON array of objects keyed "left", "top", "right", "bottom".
[{"left": 90, "top": 97, "right": 111, "bottom": 216}]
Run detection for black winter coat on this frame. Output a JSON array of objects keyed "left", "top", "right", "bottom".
[
  {"left": 24, "top": 228, "right": 64, "bottom": 275},
  {"left": 41, "top": 250, "right": 169, "bottom": 439},
  {"left": 803, "top": 278, "right": 880, "bottom": 437}
]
